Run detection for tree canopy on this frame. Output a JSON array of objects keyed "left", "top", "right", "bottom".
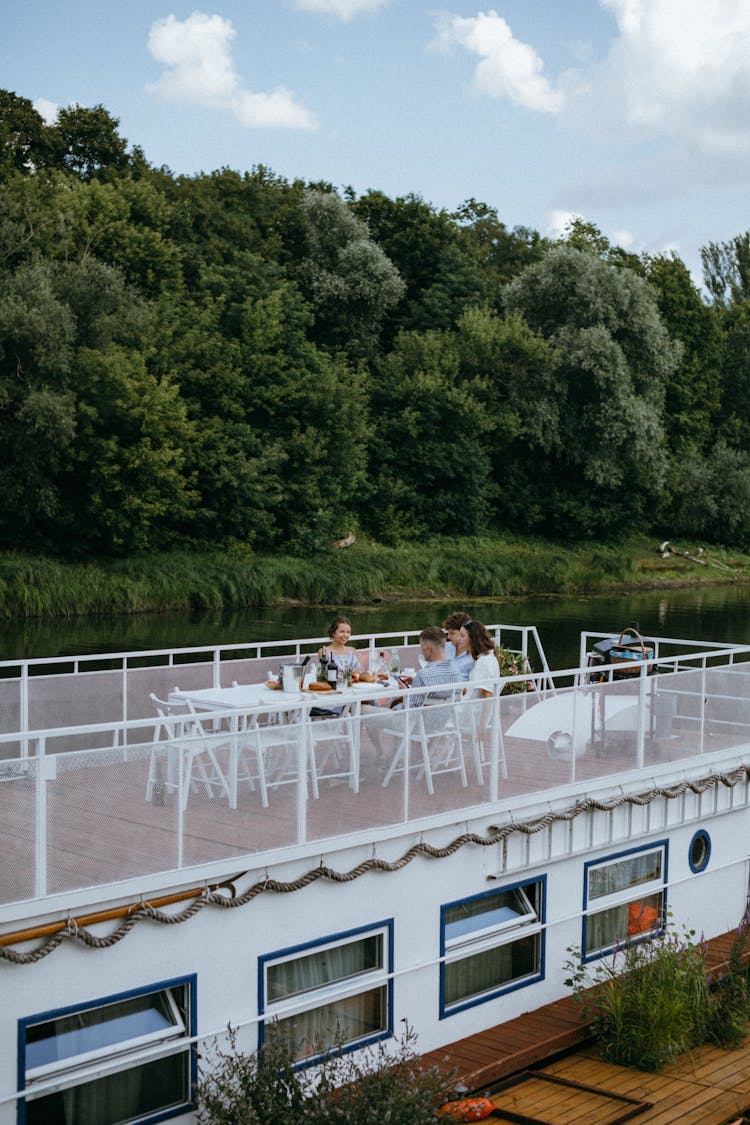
[{"left": 0, "top": 87, "right": 748, "bottom": 555}]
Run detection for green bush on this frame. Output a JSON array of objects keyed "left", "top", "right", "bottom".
[
  {"left": 196, "top": 1024, "right": 456, "bottom": 1125},
  {"left": 565, "top": 917, "right": 750, "bottom": 1071}
]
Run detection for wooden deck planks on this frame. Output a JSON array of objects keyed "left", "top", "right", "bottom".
[
  {"left": 0, "top": 718, "right": 722, "bottom": 906},
  {"left": 421, "top": 937, "right": 750, "bottom": 1124}
]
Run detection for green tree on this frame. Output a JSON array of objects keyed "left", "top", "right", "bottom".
[
  {"left": 645, "top": 253, "right": 721, "bottom": 452},
  {"left": 665, "top": 442, "right": 750, "bottom": 544},
  {"left": 352, "top": 190, "right": 490, "bottom": 336},
  {"left": 0, "top": 260, "right": 77, "bottom": 545},
  {"left": 0, "top": 90, "right": 55, "bottom": 178},
  {"left": 503, "top": 246, "right": 679, "bottom": 536},
  {"left": 452, "top": 306, "right": 559, "bottom": 528},
  {"left": 367, "top": 328, "right": 491, "bottom": 539},
  {"left": 51, "top": 103, "right": 129, "bottom": 179},
  {"left": 64, "top": 345, "right": 196, "bottom": 554},
  {"left": 715, "top": 300, "right": 750, "bottom": 449},
  {"left": 293, "top": 188, "right": 405, "bottom": 356},
  {"left": 701, "top": 232, "right": 750, "bottom": 307},
  {"left": 451, "top": 197, "right": 547, "bottom": 297}
]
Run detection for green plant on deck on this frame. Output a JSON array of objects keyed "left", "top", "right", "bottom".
[
  {"left": 564, "top": 915, "right": 750, "bottom": 1071},
  {"left": 196, "top": 1022, "right": 456, "bottom": 1125},
  {"left": 495, "top": 646, "right": 535, "bottom": 695}
]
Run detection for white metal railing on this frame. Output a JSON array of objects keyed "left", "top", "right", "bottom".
[
  {"left": 1, "top": 640, "right": 750, "bottom": 909},
  {"left": 0, "top": 624, "right": 552, "bottom": 748}
]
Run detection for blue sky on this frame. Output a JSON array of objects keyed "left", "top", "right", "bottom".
[{"left": 5, "top": 1, "right": 750, "bottom": 283}]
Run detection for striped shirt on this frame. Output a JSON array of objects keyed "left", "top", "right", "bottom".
[{"left": 408, "top": 659, "right": 463, "bottom": 709}]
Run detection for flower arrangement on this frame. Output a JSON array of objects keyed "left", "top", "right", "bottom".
[{"left": 495, "top": 646, "right": 535, "bottom": 694}]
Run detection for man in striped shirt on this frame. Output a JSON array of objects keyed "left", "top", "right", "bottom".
[{"left": 401, "top": 626, "right": 464, "bottom": 708}]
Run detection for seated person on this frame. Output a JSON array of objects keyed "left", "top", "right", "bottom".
[
  {"left": 460, "top": 619, "right": 500, "bottom": 698},
  {"left": 313, "top": 615, "right": 362, "bottom": 717},
  {"left": 399, "top": 626, "right": 464, "bottom": 708},
  {"left": 443, "top": 611, "right": 473, "bottom": 680},
  {"left": 317, "top": 615, "right": 363, "bottom": 677}
]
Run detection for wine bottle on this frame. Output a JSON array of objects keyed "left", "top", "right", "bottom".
[{"left": 327, "top": 651, "right": 339, "bottom": 688}]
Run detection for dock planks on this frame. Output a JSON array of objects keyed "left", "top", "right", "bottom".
[{"left": 422, "top": 929, "right": 750, "bottom": 1125}]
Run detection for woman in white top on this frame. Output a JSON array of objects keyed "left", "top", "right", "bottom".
[
  {"left": 317, "top": 616, "right": 364, "bottom": 674},
  {"left": 460, "top": 619, "right": 500, "bottom": 698}
]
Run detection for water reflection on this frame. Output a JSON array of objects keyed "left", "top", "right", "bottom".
[{"left": 4, "top": 584, "right": 750, "bottom": 670}]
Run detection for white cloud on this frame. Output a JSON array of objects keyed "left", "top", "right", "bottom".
[
  {"left": 293, "top": 0, "right": 389, "bottom": 18},
  {"left": 577, "top": 0, "right": 750, "bottom": 155},
  {"left": 434, "top": 10, "right": 563, "bottom": 114},
  {"left": 546, "top": 209, "right": 579, "bottom": 239},
  {"left": 33, "top": 97, "right": 58, "bottom": 125},
  {"left": 147, "top": 12, "right": 318, "bottom": 130}
]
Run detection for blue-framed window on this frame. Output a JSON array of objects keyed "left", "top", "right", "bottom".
[
  {"left": 582, "top": 841, "right": 668, "bottom": 961},
  {"left": 259, "top": 920, "right": 393, "bottom": 1063},
  {"left": 18, "top": 975, "right": 196, "bottom": 1125},
  {"left": 689, "top": 829, "right": 711, "bottom": 873},
  {"left": 440, "top": 876, "right": 546, "bottom": 1018}
]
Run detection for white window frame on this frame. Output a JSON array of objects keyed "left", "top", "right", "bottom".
[
  {"left": 440, "top": 877, "right": 545, "bottom": 1018},
  {"left": 20, "top": 977, "right": 194, "bottom": 1123},
  {"left": 259, "top": 921, "right": 392, "bottom": 1061},
  {"left": 583, "top": 841, "right": 667, "bottom": 961}
]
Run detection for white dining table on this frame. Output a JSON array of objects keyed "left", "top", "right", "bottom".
[{"left": 170, "top": 680, "right": 400, "bottom": 806}]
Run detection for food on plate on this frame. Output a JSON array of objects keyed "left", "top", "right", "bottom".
[
  {"left": 358, "top": 671, "right": 376, "bottom": 682},
  {"left": 307, "top": 682, "right": 334, "bottom": 692},
  {"left": 265, "top": 680, "right": 282, "bottom": 690}
]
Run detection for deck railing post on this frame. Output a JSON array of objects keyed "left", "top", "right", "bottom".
[
  {"left": 20, "top": 663, "right": 29, "bottom": 764},
  {"left": 636, "top": 663, "right": 647, "bottom": 768},
  {"left": 34, "top": 737, "right": 47, "bottom": 899},
  {"left": 700, "top": 659, "right": 707, "bottom": 755},
  {"left": 120, "top": 660, "right": 128, "bottom": 747},
  {"left": 569, "top": 684, "right": 579, "bottom": 785},
  {"left": 403, "top": 702, "right": 410, "bottom": 823},
  {"left": 489, "top": 685, "right": 500, "bottom": 803},
  {"left": 297, "top": 714, "right": 309, "bottom": 845},
  {"left": 177, "top": 719, "right": 184, "bottom": 869}
]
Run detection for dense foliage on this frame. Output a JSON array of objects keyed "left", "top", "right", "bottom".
[
  {"left": 196, "top": 1025, "right": 455, "bottom": 1125},
  {"left": 565, "top": 918, "right": 750, "bottom": 1071},
  {"left": 3, "top": 88, "right": 750, "bottom": 557}
]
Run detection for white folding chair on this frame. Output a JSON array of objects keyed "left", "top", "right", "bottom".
[
  {"left": 459, "top": 692, "right": 508, "bottom": 785},
  {"left": 381, "top": 690, "right": 466, "bottom": 795},
  {"left": 307, "top": 703, "right": 359, "bottom": 797},
  {"left": 147, "top": 691, "right": 231, "bottom": 809},
  {"left": 230, "top": 682, "right": 301, "bottom": 806}
]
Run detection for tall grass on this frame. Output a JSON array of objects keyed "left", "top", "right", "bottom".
[
  {"left": 0, "top": 535, "right": 729, "bottom": 620},
  {"left": 565, "top": 918, "right": 750, "bottom": 1071}
]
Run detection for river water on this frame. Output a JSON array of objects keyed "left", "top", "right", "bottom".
[{"left": 4, "top": 583, "right": 750, "bottom": 669}]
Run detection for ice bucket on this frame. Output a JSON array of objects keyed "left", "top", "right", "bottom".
[{"left": 281, "top": 663, "right": 305, "bottom": 692}]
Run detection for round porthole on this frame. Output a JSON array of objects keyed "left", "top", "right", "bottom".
[{"left": 689, "top": 829, "right": 711, "bottom": 873}]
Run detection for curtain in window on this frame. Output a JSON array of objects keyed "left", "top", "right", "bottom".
[
  {"left": 586, "top": 892, "right": 662, "bottom": 954},
  {"left": 267, "top": 935, "right": 381, "bottom": 1003},
  {"left": 26, "top": 1055, "right": 188, "bottom": 1125},
  {"left": 269, "top": 986, "right": 386, "bottom": 1060},
  {"left": 444, "top": 934, "right": 539, "bottom": 1008},
  {"left": 588, "top": 852, "right": 661, "bottom": 901}
]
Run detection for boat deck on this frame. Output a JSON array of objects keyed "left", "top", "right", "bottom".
[
  {"left": 423, "top": 929, "right": 750, "bottom": 1124},
  {"left": 0, "top": 719, "right": 744, "bottom": 907}
]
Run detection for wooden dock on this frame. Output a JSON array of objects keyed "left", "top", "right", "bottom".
[{"left": 423, "top": 929, "right": 750, "bottom": 1124}]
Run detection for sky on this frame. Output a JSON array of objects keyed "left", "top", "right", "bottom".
[{"left": 5, "top": 0, "right": 750, "bottom": 284}]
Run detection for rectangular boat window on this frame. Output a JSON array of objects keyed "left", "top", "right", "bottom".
[
  {"left": 583, "top": 843, "right": 667, "bottom": 960},
  {"left": 20, "top": 978, "right": 194, "bottom": 1125},
  {"left": 260, "top": 923, "right": 392, "bottom": 1063},
  {"left": 441, "top": 878, "right": 545, "bottom": 1017}
]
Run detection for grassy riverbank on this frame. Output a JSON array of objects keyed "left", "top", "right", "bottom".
[{"left": 1, "top": 537, "right": 749, "bottom": 619}]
